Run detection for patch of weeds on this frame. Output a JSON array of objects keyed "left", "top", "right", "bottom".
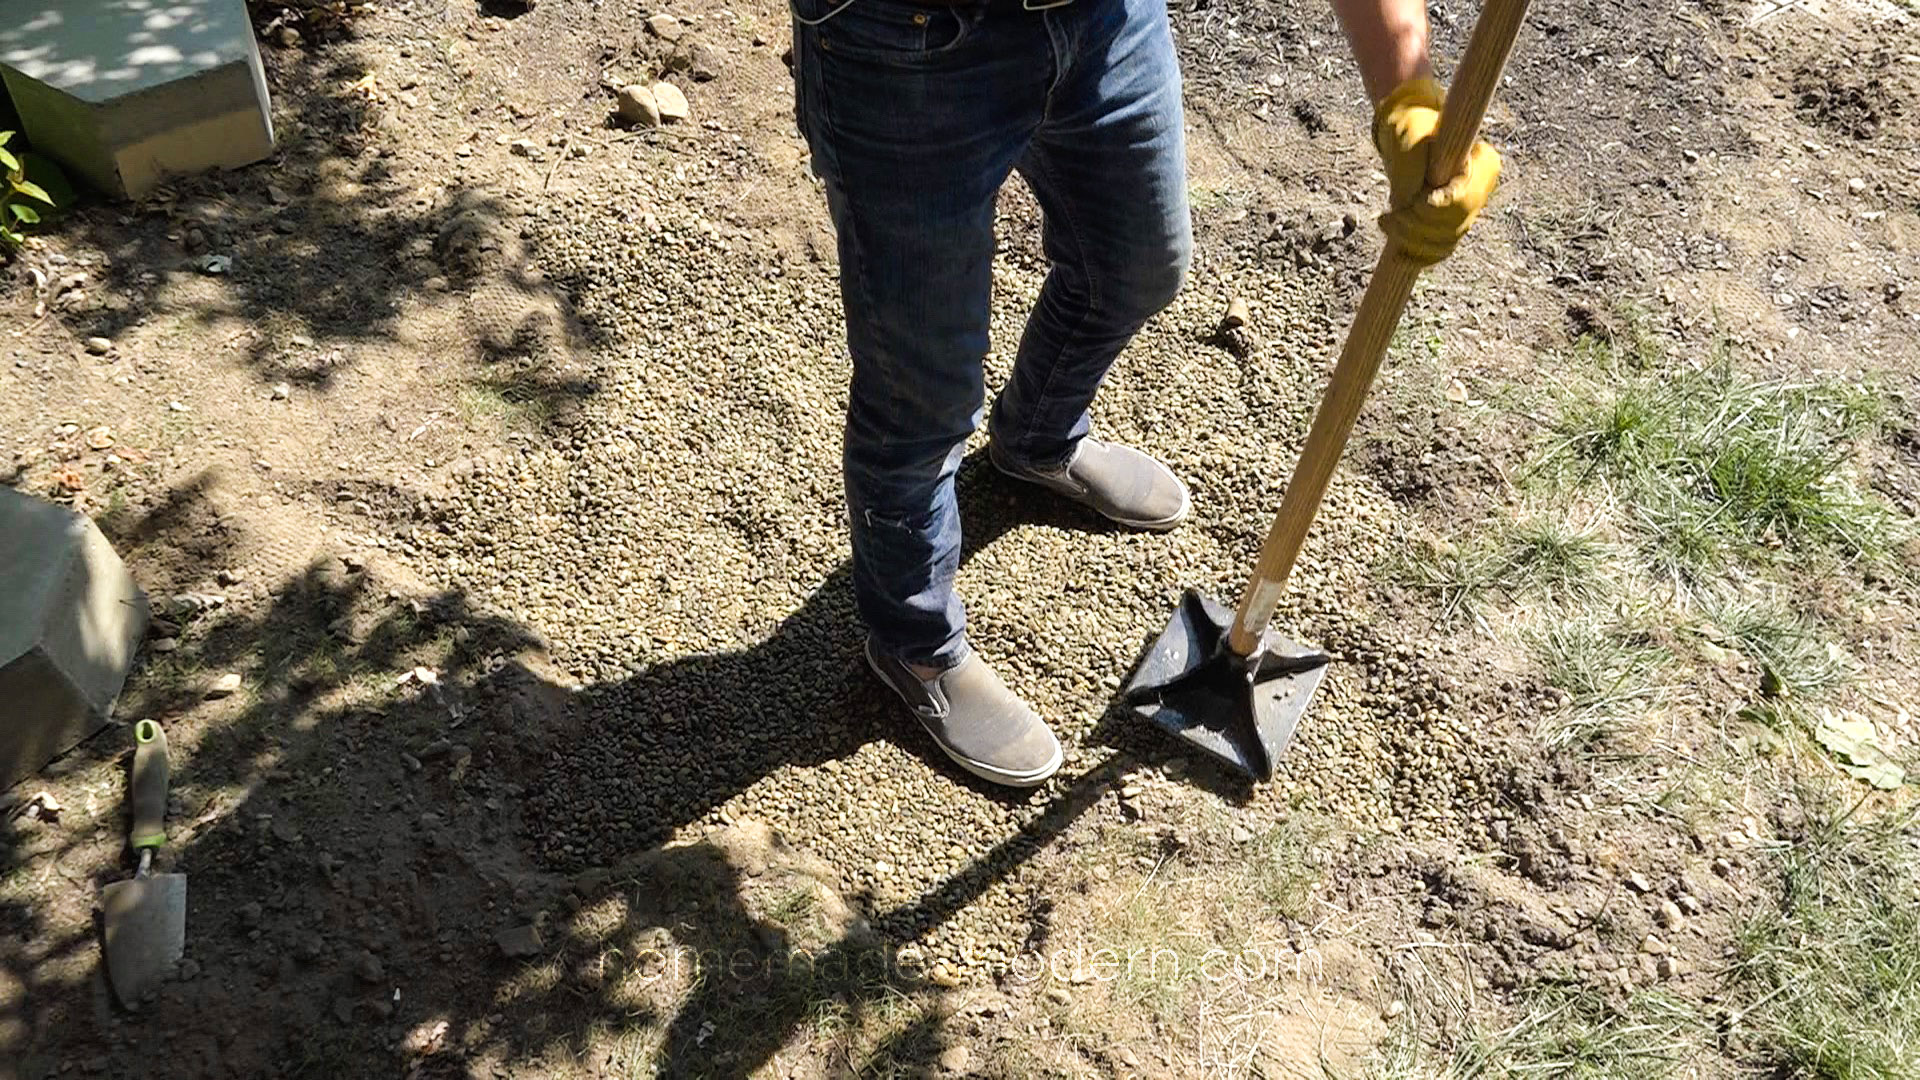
[
  {"left": 1526, "top": 610, "right": 1670, "bottom": 748},
  {"left": 1245, "top": 815, "right": 1326, "bottom": 924},
  {"left": 1373, "top": 983, "right": 1711, "bottom": 1078},
  {"left": 1705, "top": 591, "right": 1854, "bottom": 701},
  {"left": 1396, "top": 514, "right": 1611, "bottom": 620},
  {"left": 1466, "top": 984, "right": 1709, "bottom": 1077},
  {"left": 1505, "top": 517, "right": 1608, "bottom": 600},
  {"left": 457, "top": 379, "right": 554, "bottom": 428},
  {"left": 1087, "top": 886, "right": 1200, "bottom": 1016},
  {"left": 1731, "top": 793, "right": 1920, "bottom": 1078},
  {"left": 1541, "top": 351, "right": 1895, "bottom": 571},
  {"left": 764, "top": 886, "right": 817, "bottom": 930}
]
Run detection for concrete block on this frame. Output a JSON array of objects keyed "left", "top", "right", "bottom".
[
  {"left": 0, "top": 0, "right": 274, "bottom": 200},
  {"left": 0, "top": 488, "right": 148, "bottom": 791}
]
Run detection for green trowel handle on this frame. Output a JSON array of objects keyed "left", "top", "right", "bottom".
[{"left": 130, "top": 720, "right": 170, "bottom": 850}]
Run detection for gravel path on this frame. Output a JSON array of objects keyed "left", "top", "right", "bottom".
[{"left": 406, "top": 179, "right": 1503, "bottom": 972}]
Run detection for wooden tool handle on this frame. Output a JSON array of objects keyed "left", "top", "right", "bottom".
[{"left": 1226, "top": 0, "right": 1532, "bottom": 656}]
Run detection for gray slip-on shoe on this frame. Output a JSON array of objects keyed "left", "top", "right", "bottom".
[
  {"left": 866, "top": 641, "right": 1063, "bottom": 788},
  {"left": 989, "top": 436, "right": 1191, "bottom": 532}
]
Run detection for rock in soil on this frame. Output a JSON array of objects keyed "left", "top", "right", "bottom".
[
  {"left": 651, "top": 81, "right": 690, "bottom": 123},
  {"left": 84, "top": 337, "right": 111, "bottom": 355},
  {"left": 496, "top": 924, "right": 543, "bottom": 958},
  {"left": 1655, "top": 898, "right": 1685, "bottom": 929},
  {"left": 352, "top": 950, "right": 384, "bottom": 984},
  {"left": 938, "top": 1044, "right": 972, "bottom": 1073},
  {"left": 647, "top": 13, "right": 685, "bottom": 40},
  {"left": 205, "top": 672, "right": 242, "bottom": 698},
  {"left": 617, "top": 84, "right": 661, "bottom": 127},
  {"left": 688, "top": 42, "right": 723, "bottom": 81}
]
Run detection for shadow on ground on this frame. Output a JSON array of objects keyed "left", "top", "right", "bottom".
[
  {"left": 3, "top": 455, "right": 1210, "bottom": 1079},
  {"left": 43, "top": 35, "right": 601, "bottom": 425}
]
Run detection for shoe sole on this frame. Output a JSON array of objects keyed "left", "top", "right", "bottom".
[
  {"left": 987, "top": 443, "right": 1191, "bottom": 533},
  {"left": 865, "top": 646, "right": 1063, "bottom": 789}
]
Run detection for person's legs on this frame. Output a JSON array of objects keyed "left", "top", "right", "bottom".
[
  {"left": 791, "top": 0, "right": 1047, "bottom": 669},
  {"left": 988, "top": 0, "right": 1192, "bottom": 472}
]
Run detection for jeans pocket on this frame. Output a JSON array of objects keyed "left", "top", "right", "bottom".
[{"left": 792, "top": 0, "right": 971, "bottom": 62}]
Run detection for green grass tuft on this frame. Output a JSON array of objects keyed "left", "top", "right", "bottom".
[
  {"left": 1372, "top": 982, "right": 1711, "bottom": 1079},
  {"left": 1526, "top": 611, "right": 1670, "bottom": 748},
  {"left": 1543, "top": 357, "right": 1894, "bottom": 571},
  {"left": 1731, "top": 795, "right": 1920, "bottom": 1079}
]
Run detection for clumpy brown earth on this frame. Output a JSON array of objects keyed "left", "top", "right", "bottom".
[{"left": 3, "top": 0, "right": 1918, "bottom": 1076}]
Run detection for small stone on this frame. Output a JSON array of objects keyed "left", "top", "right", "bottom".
[
  {"left": 1625, "top": 871, "right": 1652, "bottom": 894},
  {"left": 419, "top": 739, "right": 454, "bottom": 760},
  {"left": 176, "top": 957, "right": 201, "bottom": 980},
  {"left": 1222, "top": 297, "right": 1250, "bottom": 329},
  {"left": 1383, "top": 999, "right": 1406, "bottom": 1020},
  {"left": 352, "top": 950, "right": 384, "bottom": 984},
  {"left": 616, "top": 84, "right": 661, "bottom": 127},
  {"left": 652, "top": 81, "right": 690, "bottom": 122},
  {"left": 1640, "top": 933, "right": 1668, "bottom": 955},
  {"left": 647, "top": 13, "right": 685, "bottom": 40},
  {"left": 271, "top": 382, "right": 291, "bottom": 401},
  {"left": 1711, "top": 857, "right": 1734, "bottom": 878},
  {"left": 1117, "top": 1045, "right": 1141, "bottom": 1068},
  {"left": 497, "top": 924, "right": 543, "bottom": 958},
  {"left": 1091, "top": 865, "right": 1112, "bottom": 882},
  {"left": 401, "top": 752, "right": 423, "bottom": 773},
  {"left": 1655, "top": 899, "right": 1685, "bottom": 929},
  {"left": 509, "top": 139, "right": 540, "bottom": 159},
  {"left": 1656, "top": 955, "right": 1682, "bottom": 979},
  {"left": 275, "top": 25, "right": 303, "bottom": 48},
  {"left": 1045, "top": 986, "right": 1071, "bottom": 1006},
  {"left": 938, "top": 1045, "right": 971, "bottom": 1073},
  {"left": 1848, "top": 177, "right": 1866, "bottom": 193},
  {"left": 929, "top": 961, "right": 962, "bottom": 988},
  {"left": 1676, "top": 893, "right": 1703, "bottom": 916},
  {"left": 205, "top": 672, "right": 242, "bottom": 699},
  {"left": 688, "top": 42, "right": 723, "bottom": 81},
  {"left": 568, "top": 143, "right": 593, "bottom": 158},
  {"left": 1229, "top": 824, "right": 1253, "bottom": 844},
  {"left": 150, "top": 637, "right": 180, "bottom": 653},
  {"left": 85, "top": 337, "right": 112, "bottom": 355},
  {"left": 238, "top": 902, "right": 263, "bottom": 927},
  {"left": 1118, "top": 783, "right": 1144, "bottom": 799}
]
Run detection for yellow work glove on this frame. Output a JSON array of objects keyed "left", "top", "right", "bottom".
[{"left": 1372, "top": 76, "right": 1503, "bottom": 266}]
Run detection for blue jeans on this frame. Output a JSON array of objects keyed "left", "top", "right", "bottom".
[{"left": 792, "top": 0, "right": 1192, "bottom": 669}]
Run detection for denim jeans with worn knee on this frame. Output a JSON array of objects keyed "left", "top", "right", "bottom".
[{"left": 792, "top": 0, "right": 1191, "bottom": 669}]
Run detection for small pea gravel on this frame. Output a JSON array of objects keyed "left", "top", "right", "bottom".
[{"left": 410, "top": 171, "right": 1501, "bottom": 974}]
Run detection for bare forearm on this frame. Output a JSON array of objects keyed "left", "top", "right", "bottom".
[{"left": 1331, "top": 0, "right": 1432, "bottom": 103}]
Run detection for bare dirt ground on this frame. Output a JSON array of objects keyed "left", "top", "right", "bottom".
[{"left": 3, "top": 0, "right": 1918, "bottom": 1076}]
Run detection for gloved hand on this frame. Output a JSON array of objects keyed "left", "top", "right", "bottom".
[{"left": 1373, "top": 76, "right": 1503, "bottom": 266}]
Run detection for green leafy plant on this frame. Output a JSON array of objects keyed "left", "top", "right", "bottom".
[{"left": 1, "top": 132, "right": 58, "bottom": 251}]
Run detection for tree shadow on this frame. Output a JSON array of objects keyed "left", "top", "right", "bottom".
[
  {"left": 38, "top": 30, "right": 601, "bottom": 427},
  {"left": 4, "top": 452, "right": 1203, "bottom": 1077}
]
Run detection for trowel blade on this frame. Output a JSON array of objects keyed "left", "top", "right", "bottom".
[{"left": 102, "top": 872, "right": 186, "bottom": 1009}]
